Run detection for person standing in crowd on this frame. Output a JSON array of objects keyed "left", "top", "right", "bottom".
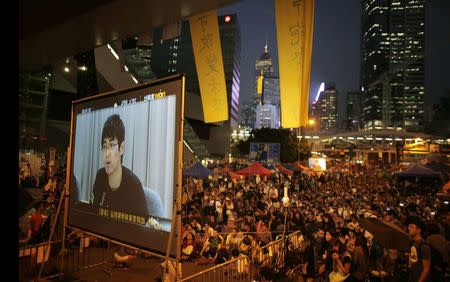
[
  {"left": 23, "top": 162, "right": 32, "bottom": 179},
  {"left": 348, "top": 235, "right": 369, "bottom": 282},
  {"left": 256, "top": 218, "right": 272, "bottom": 246},
  {"left": 44, "top": 176, "right": 58, "bottom": 193},
  {"left": 407, "top": 216, "right": 431, "bottom": 282},
  {"left": 22, "top": 162, "right": 36, "bottom": 188},
  {"left": 436, "top": 207, "right": 450, "bottom": 241},
  {"left": 426, "top": 223, "right": 449, "bottom": 267},
  {"left": 28, "top": 201, "right": 47, "bottom": 243}
]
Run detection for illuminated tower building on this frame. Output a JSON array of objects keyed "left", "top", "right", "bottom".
[
  {"left": 255, "top": 43, "right": 275, "bottom": 99},
  {"left": 262, "top": 75, "right": 280, "bottom": 105},
  {"left": 255, "top": 104, "right": 280, "bottom": 129},
  {"left": 401, "top": 0, "right": 425, "bottom": 129},
  {"left": 314, "top": 82, "right": 337, "bottom": 131},
  {"left": 346, "top": 91, "right": 362, "bottom": 131},
  {"left": 361, "top": 0, "right": 425, "bottom": 131}
]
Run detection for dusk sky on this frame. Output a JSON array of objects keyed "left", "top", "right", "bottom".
[{"left": 219, "top": 0, "right": 450, "bottom": 116}]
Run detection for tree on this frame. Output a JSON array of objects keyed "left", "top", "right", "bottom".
[
  {"left": 233, "top": 128, "right": 311, "bottom": 163},
  {"left": 297, "top": 138, "right": 312, "bottom": 161}
]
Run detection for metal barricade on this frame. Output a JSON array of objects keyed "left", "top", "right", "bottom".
[
  {"left": 286, "top": 230, "right": 303, "bottom": 249},
  {"left": 179, "top": 256, "right": 253, "bottom": 282},
  {"left": 252, "top": 230, "right": 303, "bottom": 267},
  {"left": 253, "top": 238, "right": 284, "bottom": 267},
  {"left": 18, "top": 240, "right": 62, "bottom": 281},
  {"left": 18, "top": 232, "right": 113, "bottom": 280},
  {"left": 62, "top": 232, "right": 113, "bottom": 275}
]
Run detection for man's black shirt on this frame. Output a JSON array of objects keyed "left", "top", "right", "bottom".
[{"left": 92, "top": 166, "right": 149, "bottom": 217}]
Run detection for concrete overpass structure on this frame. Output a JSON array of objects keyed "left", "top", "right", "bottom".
[
  {"left": 298, "top": 129, "right": 450, "bottom": 164},
  {"left": 298, "top": 129, "right": 449, "bottom": 145}
]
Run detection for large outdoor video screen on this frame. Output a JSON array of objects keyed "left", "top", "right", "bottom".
[
  {"left": 308, "top": 157, "right": 326, "bottom": 172},
  {"left": 68, "top": 75, "right": 183, "bottom": 255}
]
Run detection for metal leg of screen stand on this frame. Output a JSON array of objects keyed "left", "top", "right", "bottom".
[
  {"left": 37, "top": 186, "right": 66, "bottom": 280},
  {"left": 162, "top": 202, "right": 180, "bottom": 282}
]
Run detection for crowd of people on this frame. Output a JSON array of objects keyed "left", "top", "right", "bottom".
[
  {"left": 18, "top": 157, "right": 67, "bottom": 246},
  {"left": 180, "top": 160, "right": 450, "bottom": 281},
  {"left": 17, "top": 152, "right": 450, "bottom": 281}
]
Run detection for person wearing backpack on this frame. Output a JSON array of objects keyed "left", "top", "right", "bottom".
[
  {"left": 406, "top": 216, "right": 431, "bottom": 282},
  {"left": 425, "top": 223, "right": 448, "bottom": 282}
]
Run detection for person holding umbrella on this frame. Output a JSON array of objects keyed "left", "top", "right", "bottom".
[{"left": 406, "top": 216, "right": 431, "bottom": 282}]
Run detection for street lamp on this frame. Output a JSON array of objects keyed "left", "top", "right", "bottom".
[
  {"left": 282, "top": 186, "right": 290, "bottom": 208},
  {"left": 275, "top": 185, "right": 290, "bottom": 271}
]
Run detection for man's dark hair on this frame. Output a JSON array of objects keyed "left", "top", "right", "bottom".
[
  {"left": 406, "top": 215, "right": 426, "bottom": 233},
  {"left": 339, "top": 227, "right": 349, "bottom": 238},
  {"left": 102, "top": 114, "right": 125, "bottom": 147},
  {"left": 231, "top": 247, "right": 240, "bottom": 257}
]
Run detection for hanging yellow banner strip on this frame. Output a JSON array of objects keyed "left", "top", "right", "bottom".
[
  {"left": 275, "top": 0, "right": 315, "bottom": 128},
  {"left": 189, "top": 11, "right": 228, "bottom": 123},
  {"left": 257, "top": 74, "right": 264, "bottom": 95},
  {"left": 300, "top": 0, "right": 314, "bottom": 126}
]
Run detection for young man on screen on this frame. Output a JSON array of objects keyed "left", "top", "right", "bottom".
[{"left": 92, "top": 114, "right": 149, "bottom": 220}]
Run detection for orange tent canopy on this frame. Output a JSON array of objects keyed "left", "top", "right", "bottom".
[
  {"left": 229, "top": 170, "right": 245, "bottom": 180},
  {"left": 234, "top": 162, "right": 273, "bottom": 177},
  {"left": 294, "top": 161, "right": 310, "bottom": 171},
  {"left": 276, "top": 164, "right": 294, "bottom": 176}
]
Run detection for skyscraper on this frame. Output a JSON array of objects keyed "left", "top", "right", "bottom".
[
  {"left": 255, "top": 104, "right": 280, "bottom": 129},
  {"left": 402, "top": 0, "right": 425, "bottom": 129},
  {"left": 244, "top": 43, "right": 277, "bottom": 129},
  {"left": 346, "top": 91, "right": 362, "bottom": 131},
  {"left": 255, "top": 43, "right": 275, "bottom": 96},
  {"left": 149, "top": 15, "right": 241, "bottom": 128},
  {"left": 219, "top": 14, "right": 241, "bottom": 128},
  {"left": 314, "top": 83, "right": 337, "bottom": 131},
  {"left": 360, "top": 0, "right": 425, "bottom": 131},
  {"left": 255, "top": 74, "right": 281, "bottom": 129},
  {"left": 262, "top": 76, "right": 280, "bottom": 105},
  {"left": 254, "top": 45, "right": 280, "bottom": 129}
]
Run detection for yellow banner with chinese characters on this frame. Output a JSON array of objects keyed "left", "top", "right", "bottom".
[
  {"left": 275, "top": 0, "right": 315, "bottom": 128},
  {"left": 189, "top": 11, "right": 228, "bottom": 123}
]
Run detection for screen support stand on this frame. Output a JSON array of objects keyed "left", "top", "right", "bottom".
[
  {"left": 60, "top": 145, "right": 72, "bottom": 279},
  {"left": 162, "top": 199, "right": 181, "bottom": 281},
  {"left": 36, "top": 177, "right": 67, "bottom": 280}
]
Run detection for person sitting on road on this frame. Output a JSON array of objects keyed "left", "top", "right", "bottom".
[{"left": 113, "top": 246, "right": 136, "bottom": 270}]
